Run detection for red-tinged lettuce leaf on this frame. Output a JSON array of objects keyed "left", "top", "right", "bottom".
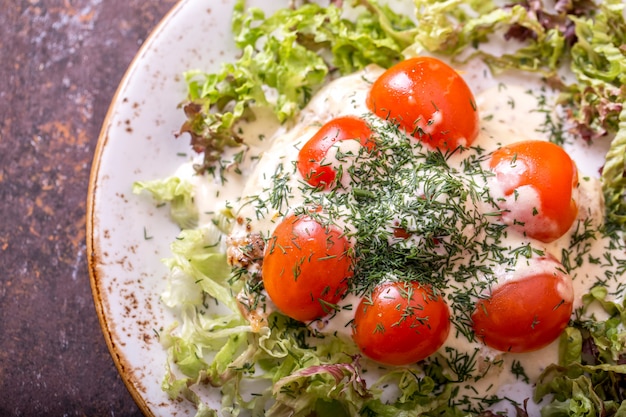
[{"left": 180, "top": 0, "right": 407, "bottom": 174}]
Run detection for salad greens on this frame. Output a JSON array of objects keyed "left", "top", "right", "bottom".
[
  {"left": 135, "top": 0, "right": 626, "bottom": 416},
  {"left": 179, "top": 0, "right": 408, "bottom": 174},
  {"left": 133, "top": 177, "right": 198, "bottom": 229},
  {"left": 535, "top": 287, "right": 626, "bottom": 417}
]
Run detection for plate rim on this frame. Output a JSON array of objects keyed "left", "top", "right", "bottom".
[{"left": 85, "top": 1, "right": 186, "bottom": 415}]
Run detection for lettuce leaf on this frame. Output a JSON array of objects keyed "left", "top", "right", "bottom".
[
  {"left": 535, "top": 285, "right": 626, "bottom": 417},
  {"left": 160, "top": 225, "right": 253, "bottom": 415},
  {"left": 178, "top": 0, "right": 407, "bottom": 174},
  {"left": 562, "top": 0, "right": 626, "bottom": 230},
  {"left": 132, "top": 176, "right": 198, "bottom": 229},
  {"left": 267, "top": 355, "right": 369, "bottom": 416},
  {"left": 600, "top": 108, "right": 626, "bottom": 231},
  {"left": 401, "top": 0, "right": 579, "bottom": 74}
]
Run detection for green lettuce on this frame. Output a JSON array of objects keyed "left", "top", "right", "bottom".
[
  {"left": 406, "top": 0, "right": 567, "bottom": 74},
  {"left": 564, "top": 0, "right": 626, "bottom": 230},
  {"left": 178, "top": 0, "right": 407, "bottom": 173},
  {"left": 535, "top": 286, "right": 626, "bottom": 417},
  {"left": 132, "top": 176, "right": 198, "bottom": 229},
  {"left": 160, "top": 225, "right": 253, "bottom": 414},
  {"left": 600, "top": 109, "right": 626, "bottom": 232}
]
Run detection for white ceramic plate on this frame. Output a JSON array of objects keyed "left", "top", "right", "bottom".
[{"left": 87, "top": 1, "right": 611, "bottom": 416}]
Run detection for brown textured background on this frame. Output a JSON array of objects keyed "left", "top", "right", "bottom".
[{"left": 0, "top": 1, "right": 177, "bottom": 415}]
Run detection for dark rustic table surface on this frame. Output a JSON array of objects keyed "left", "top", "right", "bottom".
[{"left": 0, "top": 1, "right": 177, "bottom": 415}]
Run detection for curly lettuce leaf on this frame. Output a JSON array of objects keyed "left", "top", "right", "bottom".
[
  {"left": 401, "top": 0, "right": 577, "bottom": 74},
  {"left": 562, "top": 0, "right": 626, "bottom": 229},
  {"left": 179, "top": 0, "right": 407, "bottom": 173},
  {"left": 267, "top": 355, "right": 370, "bottom": 416},
  {"left": 580, "top": 286, "right": 626, "bottom": 364},
  {"left": 160, "top": 226, "right": 253, "bottom": 414},
  {"left": 600, "top": 113, "right": 626, "bottom": 230},
  {"left": 566, "top": 0, "right": 626, "bottom": 131},
  {"left": 535, "top": 285, "right": 626, "bottom": 417},
  {"left": 534, "top": 362, "right": 626, "bottom": 417},
  {"left": 162, "top": 227, "right": 239, "bottom": 314},
  {"left": 132, "top": 176, "right": 198, "bottom": 229},
  {"left": 558, "top": 0, "right": 626, "bottom": 230}
]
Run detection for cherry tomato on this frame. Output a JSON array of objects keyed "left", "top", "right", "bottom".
[
  {"left": 471, "top": 256, "right": 574, "bottom": 353},
  {"left": 489, "top": 140, "right": 579, "bottom": 243},
  {"left": 366, "top": 56, "right": 479, "bottom": 150},
  {"left": 352, "top": 281, "right": 450, "bottom": 366},
  {"left": 262, "top": 213, "right": 353, "bottom": 322},
  {"left": 297, "top": 116, "right": 374, "bottom": 189}
]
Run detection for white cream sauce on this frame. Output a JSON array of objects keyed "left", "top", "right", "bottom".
[{"left": 183, "top": 60, "right": 623, "bottom": 413}]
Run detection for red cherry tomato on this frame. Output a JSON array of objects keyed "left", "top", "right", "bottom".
[
  {"left": 471, "top": 256, "right": 574, "bottom": 353},
  {"left": 262, "top": 213, "right": 353, "bottom": 322},
  {"left": 489, "top": 140, "right": 579, "bottom": 243},
  {"left": 352, "top": 281, "right": 450, "bottom": 366},
  {"left": 366, "top": 56, "right": 479, "bottom": 150},
  {"left": 297, "top": 116, "right": 374, "bottom": 189}
]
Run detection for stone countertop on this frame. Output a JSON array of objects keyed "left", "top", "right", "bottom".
[{"left": 0, "top": 1, "right": 176, "bottom": 415}]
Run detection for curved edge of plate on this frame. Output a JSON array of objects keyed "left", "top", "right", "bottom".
[{"left": 86, "top": 1, "right": 186, "bottom": 415}]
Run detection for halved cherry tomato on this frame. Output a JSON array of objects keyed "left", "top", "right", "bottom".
[
  {"left": 489, "top": 140, "right": 579, "bottom": 243},
  {"left": 297, "top": 116, "right": 374, "bottom": 189},
  {"left": 352, "top": 281, "right": 450, "bottom": 366},
  {"left": 366, "top": 56, "right": 479, "bottom": 150},
  {"left": 471, "top": 255, "right": 574, "bottom": 353},
  {"left": 262, "top": 213, "right": 353, "bottom": 322}
]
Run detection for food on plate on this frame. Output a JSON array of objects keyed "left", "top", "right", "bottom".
[
  {"left": 134, "top": 0, "right": 626, "bottom": 416},
  {"left": 487, "top": 140, "right": 579, "bottom": 243},
  {"left": 262, "top": 212, "right": 354, "bottom": 322},
  {"left": 297, "top": 116, "right": 375, "bottom": 189},
  {"left": 352, "top": 280, "right": 451, "bottom": 366},
  {"left": 366, "top": 56, "right": 479, "bottom": 150},
  {"left": 470, "top": 254, "right": 574, "bottom": 353}
]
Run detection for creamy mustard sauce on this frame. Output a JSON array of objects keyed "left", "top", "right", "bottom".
[{"left": 184, "top": 62, "right": 623, "bottom": 413}]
